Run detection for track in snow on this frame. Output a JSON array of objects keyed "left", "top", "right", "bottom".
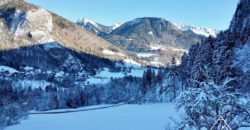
[{"left": 30, "top": 103, "right": 126, "bottom": 115}]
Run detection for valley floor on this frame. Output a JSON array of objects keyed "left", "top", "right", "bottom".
[{"left": 6, "top": 103, "right": 181, "bottom": 130}]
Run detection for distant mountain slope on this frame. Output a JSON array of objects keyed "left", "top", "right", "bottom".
[
  {"left": 173, "top": 23, "right": 218, "bottom": 37},
  {"left": 77, "top": 17, "right": 217, "bottom": 66},
  {"left": 105, "top": 17, "right": 204, "bottom": 50},
  {"left": 103, "top": 17, "right": 207, "bottom": 66}
]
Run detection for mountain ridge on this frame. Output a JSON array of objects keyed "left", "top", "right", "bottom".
[
  {"left": 76, "top": 18, "right": 121, "bottom": 35},
  {"left": 0, "top": 0, "right": 130, "bottom": 62},
  {"left": 77, "top": 17, "right": 218, "bottom": 66},
  {"left": 77, "top": 17, "right": 218, "bottom": 37},
  {"left": 102, "top": 17, "right": 206, "bottom": 66}
]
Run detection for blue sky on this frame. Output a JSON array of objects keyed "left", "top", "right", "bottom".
[{"left": 26, "top": 0, "right": 239, "bottom": 30}]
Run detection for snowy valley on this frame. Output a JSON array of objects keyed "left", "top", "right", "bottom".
[{"left": 0, "top": 0, "right": 250, "bottom": 130}]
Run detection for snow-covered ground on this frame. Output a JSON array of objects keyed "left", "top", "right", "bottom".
[
  {"left": 0, "top": 65, "right": 19, "bottom": 74},
  {"left": 102, "top": 50, "right": 125, "bottom": 57},
  {"left": 150, "top": 61, "right": 164, "bottom": 66},
  {"left": 137, "top": 52, "right": 158, "bottom": 58},
  {"left": 149, "top": 44, "right": 165, "bottom": 50},
  {"left": 123, "top": 59, "right": 141, "bottom": 66},
  {"left": 239, "top": 127, "right": 250, "bottom": 130},
  {"left": 112, "top": 23, "right": 122, "bottom": 30},
  {"left": 30, "top": 104, "right": 124, "bottom": 114},
  {"left": 6, "top": 103, "right": 181, "bottom": 130},
  {"left": 171, "top": 47, "right": 188, "bottom": 53},
  {"left": 85, "top": 67, "right": 146, "bottom": 85}
]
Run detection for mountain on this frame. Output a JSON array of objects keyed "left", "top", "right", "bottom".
[
  {"left": 1, "top": 0, "right": 249, "bottom": 129},
  {"left": 0, "top": 0, "right": 144, "bottom": 90},
  {"left": 105, "top": 17, "right": 205, "bottom": 49},
  {"left": 76, "top": 18, "right": 121, "bottom": 35},
  {"left": 103, "top": 17, "right": 210, "bottom": 66},
  {"left": 0, "top": 0, "right": 129, "bottom": 61},
  {"left": 77, "top": 17, "right": 217, "bottom": 66}
]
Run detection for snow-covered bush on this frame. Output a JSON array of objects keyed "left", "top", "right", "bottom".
[
  {"left": 0, "top": 86, "right": 29, "bottom": 129},
  {"left": 176, "top": 78, "right": 250, "bottom": 130}
]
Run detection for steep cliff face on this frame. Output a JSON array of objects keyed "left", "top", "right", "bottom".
[
  {"left": 230, "top": 0, "right": 250, "bottom": 33},
  {"left": 230, "top": 0, "right": 250, "bottom": 74},
  {"left": 181, "top": 0, "right": 250, "bottom": 92}
]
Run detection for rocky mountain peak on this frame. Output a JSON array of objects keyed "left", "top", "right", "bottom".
[
  {"left": 76, "top": 18, "right": 99, "bottom": 28},
  {"left": 110, "top": 17, "right": 174, "bottom": 36},
  {"left": 76, "top": 18, "right": 123, "bottom": 35},
  {"left": 76, "top": 18, "right": 103, "bottom": 34},
  {"left": 111, "top": 23, "right": 122, "bottom": 30}
]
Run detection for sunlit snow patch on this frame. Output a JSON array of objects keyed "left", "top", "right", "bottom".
[
  {"left": 149, "top": 44, "right": 165, "bottom": 50},
  {"left": 102, "top": 50, "right": 125, "bottom": 57},
  {"left": 137, "top": 52, "right": 157, "bottom": 58},
  {"left": 85, "top": 66, "right": 145, "bottom": 85},
  {"left": 148, "top": 31, "right": 154, "bottom": 36},
  {"left": 0, "top": 66, "right": 19, "bottom": 74}
]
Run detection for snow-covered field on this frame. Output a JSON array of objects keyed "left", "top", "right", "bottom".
[
  {"left": 0, "top": 65, "right": 19, "bottom": 74},
  {"left": 85, "top": 67, "right": 146, "bottom": 85},
  {"left": 6, "top": 103, "right": 181, "bottom": 130}
]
